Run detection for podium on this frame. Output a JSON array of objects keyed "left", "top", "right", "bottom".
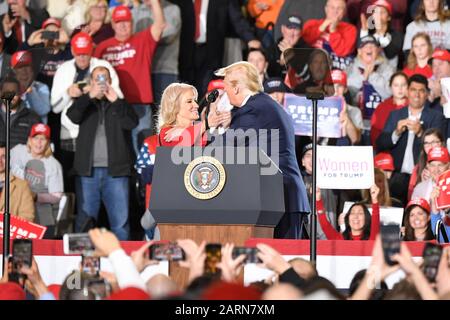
[{"left": 149, "top": 147, "right": 285, "bottom": 285}]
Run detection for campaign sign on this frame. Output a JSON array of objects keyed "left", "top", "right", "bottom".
[
  {"left": 0, "top": 213, "right": 47, "bottom": 239},
  {"left": 362, "top": 81, "right": 382, "bottom": 119},
  {"left": 283, "top": 94, "right": 343, "bottom": 138},
  {"left": 436, "top": 170, "right": 450, "bottom": 210},
  {"left": 317, "top": 146, "right": 374, "bottom": 189}
]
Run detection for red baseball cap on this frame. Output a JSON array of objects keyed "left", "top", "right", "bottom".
[
  {"left": 0, "top": 282, "right": 26, "bottom": 300},
  {"left": 42, "top": 17, "right": 61, "bottom": 29},
  {"left": 406, "top": 198, "right": 431, "bottom": 214},
  {"left": 431, "top": 49, "right": 450, "bottom": 63},
  {"left": 11, "top": 50, "right": 32, "bottom": 68},
  {"left": 374, "top": 152, "right": 394, "bottom": 171},
  {"left": 372, "top": 0, "right": 392, "bottom": 16},
  {"left": 30, "top": 123, "right": 51, "bottom": 139},
  {"left": 331, "top": 69, "right": 347, "bottom": 86},
  {"left": 207, "top": 79, "right": 225, "bottom": 93},
  {"left": 71, "top": 32, "right": 94, "bottom": 56},
  {"left": 427, "top": 146, "right": 450, "bottom": 163},
  {"left": 112, "top": 5, "right": 132, "bottom": 23},
  {"left": 107, "top": 287, "right": 150, "bottom": 300}
]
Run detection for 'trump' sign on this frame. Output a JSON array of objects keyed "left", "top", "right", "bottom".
[
  {"left": 317, "top": 146, "right": 374, "bottom": 189},
  {"left": 0, "top": 213, "right": 47, "bottom": 239}
]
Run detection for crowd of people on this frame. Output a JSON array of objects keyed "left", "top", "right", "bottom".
[{"left": 0, "top": 0, "right": 450, "bottom": 301}]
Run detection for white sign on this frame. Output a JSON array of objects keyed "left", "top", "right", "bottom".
[
  {"left": 342, "top": 201, "right": 404, "bottom": 226},
  {"left": 317, "top": 146, "right": 374, "bottom": 189}
]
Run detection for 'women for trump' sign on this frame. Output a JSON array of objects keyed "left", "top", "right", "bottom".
[{"left": 317, "top": 146, "right": 374, "bottom": 189}]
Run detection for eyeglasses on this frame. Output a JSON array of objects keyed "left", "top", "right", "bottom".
[{"left": 423, "top": 140, "right": 442, "bottom": 146}]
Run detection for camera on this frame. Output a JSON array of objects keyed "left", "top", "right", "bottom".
[
  {"left": 63, "top": 233, "right": 95, "bottom": 255},
  {"left": 41, "top": 31, "right": 59, "bottom": 41},
  {"left": 149, "top": 243, "right": 185, "bottom": 261},
  {"left": 380, "top": 224, "right": 401, "bottom": 266},
  {"left": 422, "top": 243, "right": 443, "bottom": 283},
  {"left": 96, "top": 74, "right": 107, "bottom": 85},
  {"left": 205, "top": 243, "right": 222, "bottom": 275},
  {"left": 9, "top": 239, "right": 33, "bottom": 287},
  {"left": 77, "top": 81, "right": 88, "bottom": 91},
  {"left": 232, "top": 247, "right": 262, "bottom": 264},
  {"left": 81, "top": 255, "right": 101, "bottom": 276}
]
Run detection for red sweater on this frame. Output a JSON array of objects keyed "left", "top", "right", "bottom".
[
  {"left": 370, "top": 97, "right": 408, "bottom": 147},
  {"left": 317, "top": 199, "right": 380, "bottom": 240},
  {"left": 302, "top": 19, "right": 357, "bottom": 57},
  {"left": 403, "top": 65, "right": 433, "bottom": 79},
  {"left": 143, "top": 123, "right": 206, "bottom": 208}
]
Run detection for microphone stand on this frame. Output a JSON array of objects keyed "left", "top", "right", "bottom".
[
  {"left": 1, "top": 92, "right": 15, "bottom": 276},
  {"left": 306, "top": 92, "right": 324, "bottom": 266}
]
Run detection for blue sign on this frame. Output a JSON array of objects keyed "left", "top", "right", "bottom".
[
  {"left": 283, "top": 94, "right": 344, "bottom": 138},
  {"left": 362, "top": 81, "right": 382, "bottom": 120}
]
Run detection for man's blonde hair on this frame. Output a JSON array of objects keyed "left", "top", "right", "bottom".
[
  {"left": 215, "top": 61, "right": 263, "bottom": 93},
  {"left": 157, "top": 83, "right": 198, "bottom": 131}
]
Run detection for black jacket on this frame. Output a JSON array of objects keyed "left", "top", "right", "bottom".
[
  {"left": 170, "top": 0, "right": 256, "bottom": 82},
  {"left": 0, "top": 104, "right": 41, "bottom": 148},
  {"left": 0, "top": 8, "right": 50, "bottom": 54},
  {"left": 66, "top": 94, "right": 138, "bottom": 177},
  {"left": 376, "top": 106, "right": 446, "bottom": 171}
]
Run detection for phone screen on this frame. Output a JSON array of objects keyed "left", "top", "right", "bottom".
[
  {"left": 380, "top": 224, "right": 401, "bottom": 266},
  {"left": 12, "top": 239, "right": 32, "bottom": 270},
  {"left": 422, "top": 243, "right": 443, "bottom": 283},
  {"left": 232, "top": 247, "right": 262, "bottom": 264},
  {"left": 87, "top": 278, "right": 111, "bottom": 300},
  {"left": 205, "top": 243, "right": 222, "bottom": 275},
  {"left": 64, "top": 233, "right": 95, "bottom": 255},
  {"left": 81, "top": 255, "right": 101, "bottom": 276},
  {"left": 149, "top": 243, "right": 185, "bottom": 261}
]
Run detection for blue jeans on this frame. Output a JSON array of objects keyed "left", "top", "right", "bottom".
[
  {"left": 131, "top": 104, "right": 153, "bottom": 156},
  {"left": 75, "top": 168, "right": 130, "bottom": 240}
]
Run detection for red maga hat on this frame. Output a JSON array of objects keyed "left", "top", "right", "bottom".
[
  {"left": 427, "top": 146, "right": 450, "bottom": 163},
  {"left": 374, "top": 152, "right": 395, "bottom": 171},
  {"left": 30, "top": 123, "right": 51, "bottom": 139},
  {"left": 71, "top": 32, "right": 94, "bottom": 56},
  {"left": 406, "top": 198, "right": 431, "bottom": 214},
  {"left": 112, "top": 5, "right": 132, "bottom": 23},
  {"left": 11, "top": 50, "right": 32, "bottom": 68}
]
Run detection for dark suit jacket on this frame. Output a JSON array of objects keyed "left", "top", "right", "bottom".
[
  {"left": 0, "top": 8, "right": 50, "bottom": 54},
  {"left": 376, "top": 106, "right": 446, "bottom": 171},
  {"left": 169, "top": 0, "right": 255, "bottom": 82},
  {"left": 225, "top": 92, "right": 310, "bottom": 214}
]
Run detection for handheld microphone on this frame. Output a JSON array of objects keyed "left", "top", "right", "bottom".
[{"left": 198, "top": 89, "right": 219, "bottom": 114}]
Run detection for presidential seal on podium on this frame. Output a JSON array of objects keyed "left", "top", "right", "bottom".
[{"left": 184, "top": 156, "right": 226, "bottom": 200}]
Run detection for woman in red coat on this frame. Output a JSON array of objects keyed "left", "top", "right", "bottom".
[
  {"left": 136, "top": 83, "right": 208, "bottom": 239},
  {"left": 316, "top": 184, "right": 380, "bottom": 240}
]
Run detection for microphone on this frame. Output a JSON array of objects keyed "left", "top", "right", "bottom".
[{"left": 198, "top": 89, "right": 219, "bottom": 114}]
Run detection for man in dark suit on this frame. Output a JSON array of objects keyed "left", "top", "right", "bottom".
[
  {"left": 1, "top": 0, "right": 49, "bottom": 54},
  {"left": 211, "top": 61, "right": 310, "bottom": 239},
  {"left": 169, "top": 0, "right": 260, "bottom": 97},
  {"left": 376, "top": 74, "right": 446, "bottom": 205}
]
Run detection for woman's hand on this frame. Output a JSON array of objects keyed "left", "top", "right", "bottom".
[{"left": 370, "top": 184, "right": 380, "bottom": 204}]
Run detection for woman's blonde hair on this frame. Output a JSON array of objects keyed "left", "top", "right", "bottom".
[
  {"left": 85, "top": 0, "right": 111, "bottom": 24},
  {"left": 27, "top": 137, "right": 52, "bottom": 158},
  {"left": 215, "top": 61, "right": 263, "bottom": 93},
  {"left": 406, "top": 32, "right": 433, "bottom": 70},
  {"left": 157, "top": 83, "right": 198, "bottom": 131}
]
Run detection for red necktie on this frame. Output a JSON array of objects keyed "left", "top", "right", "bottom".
[
  {"left": 194, "top": 0, "right": 202, "bottom": 41},
  {"left": 14, "top": 20, "right": 23, "bottom": 45}
]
